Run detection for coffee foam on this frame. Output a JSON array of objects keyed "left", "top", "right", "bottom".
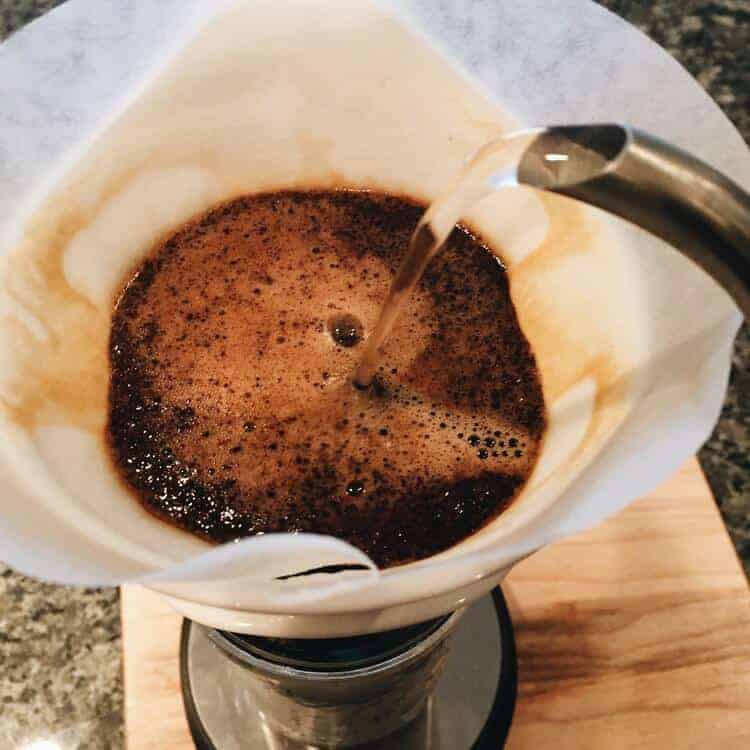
[{"left": 108, "top": 190, "right": 545, "bottom": 567}]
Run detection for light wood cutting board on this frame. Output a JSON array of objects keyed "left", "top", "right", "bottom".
[{"left": 122, "top": 459, "right": 750, "bottom": 749}]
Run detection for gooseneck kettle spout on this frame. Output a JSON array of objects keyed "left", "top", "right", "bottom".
[{"left": 516, "top": 124, "right": 750, "bottom": 316}]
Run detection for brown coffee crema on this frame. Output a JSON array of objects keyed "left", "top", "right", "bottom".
[{"left": 108, "top": 190, "right": 546, "bottom": 567}]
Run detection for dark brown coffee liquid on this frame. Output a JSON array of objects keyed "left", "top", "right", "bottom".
[{"left": 108, "top": 190, "right": 545, "bottom": 567}]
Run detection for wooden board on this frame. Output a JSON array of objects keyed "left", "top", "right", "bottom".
[
  {"left": 122, "top": 585, "right": 193, "bottom": 750},
  {"left": 504, "top": 460, "right": 750, "bottom": 749},
  {"left": 122, "top": 459, "right": 750, "bottom": 749}
]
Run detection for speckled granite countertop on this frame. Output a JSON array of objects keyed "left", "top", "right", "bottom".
[{"left": 0, "top": 1, "right": 748, "bottom": 748}]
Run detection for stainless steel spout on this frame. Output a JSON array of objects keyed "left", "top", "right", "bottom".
[{"left": 517, "top": 124, "right": 750, "bottom": 316}]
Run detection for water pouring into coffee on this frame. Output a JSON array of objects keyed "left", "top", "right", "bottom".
[{"left": 355, "top": 124, "right": 750, "bottom": 388}]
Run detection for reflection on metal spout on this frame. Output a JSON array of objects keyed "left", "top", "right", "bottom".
[{"left": 518, "top": 123, "right": 628, "bottom": 189}]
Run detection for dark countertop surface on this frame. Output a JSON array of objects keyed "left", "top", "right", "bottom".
[{"left": 0, "top": 1, "right": 748, "bottom": 748}]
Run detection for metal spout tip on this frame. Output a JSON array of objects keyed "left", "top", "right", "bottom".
[
  {"left": 518, "top": 124, "right": 630, "bottom": 190},
  {"left": 517, "top": 123, "right": 750, "bottom": 318}
]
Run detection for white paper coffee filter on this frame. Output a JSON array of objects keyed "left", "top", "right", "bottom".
[{"left": 0, "top": 0, "right": 747, "bottom": 621}]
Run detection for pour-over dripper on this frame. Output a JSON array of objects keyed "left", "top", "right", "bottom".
[
  {"left": 517, "top": 124, "right": 750, "bottom": 316},
  {"left": 0, "top": 0, "right": 747, "bottom": 646}
]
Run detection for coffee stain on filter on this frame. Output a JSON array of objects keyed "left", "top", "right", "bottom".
[
  {"left": 505, "top": 192, "right": 640, "bottom": 482},
  {"left": 0, "top": 163, "right": 227, "bottom": 435},
  {"left": 0, "top": 199, "right": 108, "bottom": 433}
]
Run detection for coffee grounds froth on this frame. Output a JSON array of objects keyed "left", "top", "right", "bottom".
[{"left": 108, "top": 190, "right": 546, "bottom": 567}]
